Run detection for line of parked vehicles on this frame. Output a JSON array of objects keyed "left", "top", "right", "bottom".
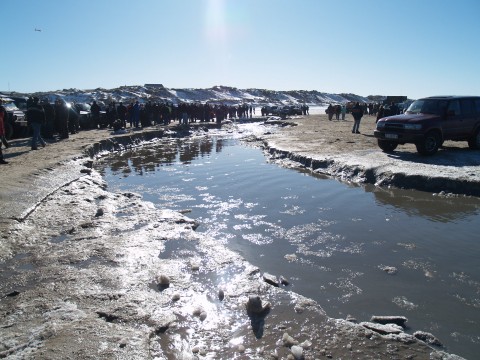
[
  {"left": 261, "top": 105, "right": 305, "bottom": 117},
  {"left": 0, "top": 95, "right": 107, "bottom": 140},
  {"left": 2, "top": 95, "right": 310, "bottom": 140}
]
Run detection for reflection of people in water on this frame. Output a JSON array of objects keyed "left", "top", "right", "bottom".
[{"left": 367, "top": 186, "right": 480, "bottom": 221}]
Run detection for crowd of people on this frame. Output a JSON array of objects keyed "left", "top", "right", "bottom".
[
  {"left": 90, "top": 101, "right": 258, "bottom": 131},
  {"left": 326, "top": 102, "right": 402, "bottom": 122},
  {"left": 0, "top": 98, "right": 262, "bottom": 164},
  {"left": 324, "top": 101, "right": 403, "bottom": 134},
  {"left": 0, "top": 96, "right": 406, "bottom": 165}
]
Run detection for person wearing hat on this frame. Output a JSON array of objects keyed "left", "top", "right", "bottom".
[
  {"left": 26, "top": 97, "right": 47, "bottom": 150},
  {"left": 0, "top": 100, "right": 10, "bottom": 164}
]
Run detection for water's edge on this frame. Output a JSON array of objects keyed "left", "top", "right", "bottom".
[{"left": 262, "top": 141, "right": 480, "bottom": 197}]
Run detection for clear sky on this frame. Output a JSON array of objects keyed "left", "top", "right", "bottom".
[{"left": 2, "top": 0, "right": 480, "bottom": 99}]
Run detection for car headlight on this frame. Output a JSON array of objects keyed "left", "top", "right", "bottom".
[
  {"left": 404, "top": 124, "right": 422, "bottom": 130},
  {"left": 376, "top": 121, "right": 385, "bottom": 129}
]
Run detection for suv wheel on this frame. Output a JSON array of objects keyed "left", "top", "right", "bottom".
[
  {"left": 467, "top": 128, "right": 480, "bottom": 150},
  {"left": 377, "top": 139, "right": 398, "bottom": 153},
  {"left": 416, "top": 131, "right": 441, "bottom": 155}
]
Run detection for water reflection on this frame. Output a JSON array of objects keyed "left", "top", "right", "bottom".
[
  {"left": 100, "top": 137, "right": 226, "bottom": 178},
  {"left": 366, "top": 184, "right": 480, "bottom": 222}
]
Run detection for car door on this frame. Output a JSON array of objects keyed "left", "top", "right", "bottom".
[
  {"left": 458, "top": 98, "right": 477, "bottom": 137},
  {"left": 442, "top": 99, "right": 462, "bottom": 139}
]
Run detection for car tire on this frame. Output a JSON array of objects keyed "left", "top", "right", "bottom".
[
  {"left": 416, "top": 131, "right": 441, "bottom": 155},
  {"left": 467, "top": 128, "right": 480, "bottom": 150},
  {"left": 377, "top": 139, "right": 398, "bottom": 153}
]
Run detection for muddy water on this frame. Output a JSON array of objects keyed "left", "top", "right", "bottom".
[{"left": 96, "top": 133, "right": 480, "bottom": 359}]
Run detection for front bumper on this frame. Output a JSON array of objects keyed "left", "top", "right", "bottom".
[{"left": 374, "top": 130, "right": 425, "bottom": 143}]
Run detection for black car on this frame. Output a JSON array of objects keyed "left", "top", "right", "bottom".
[
  {"left": 72, "top": 103, "right": 95, "bottom": 129},
  {"left": 374, "top": 96, "right": 480, "bottom": 155}
]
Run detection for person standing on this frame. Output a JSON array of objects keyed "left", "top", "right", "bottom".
[
  {"left": 341, "top": 104, "right": 346, "bottom": 120},
  {"left": 376, "top": 105, "right": 385, "bottom": 123},
  {"left": 55, "top": 99, "right": 69, "bottom": 139},
  {"left": 117, "top": 102, "right": 127, "bottom": 128},
  {"left": 351, "top": 102, "right": 364, "bottom": 134},
  {"left": 41, "top": 99, "right": 55, "bottom": 139},
  {"left": 326, "top": 104, "right": 334, "bottom": 121},
  {"left": 26, "top": 97, "right": 47, "bottom": 150},
  {"left": 335, "top": 105, "right": 341, "bottom": 120},
  {"left": 132, "top": 101, "right": 140, "bottom": 128},
  {"left": 0, "top": 101, "right": 10, "bottom": 164},
  {"left": 90, "top": 100, "right": 101, "bottom": 128}
]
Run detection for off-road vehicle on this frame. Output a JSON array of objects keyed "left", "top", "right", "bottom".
[
  {"left": 0, "top": 96, "right": 27, "bottom": 139},
  {"left": 374, "top": 96, "right": 480, "bottom": 155}
]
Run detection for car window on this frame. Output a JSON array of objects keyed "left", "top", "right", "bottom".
[
  {"left": 460, "top": 99, "right": 475, "bottom": 116},
  {"left": 3, "top": 103, "right": 19, "bottom": 111},
  {"left": 406, "top": 99, "right": 447, "bottom": 115},
  {"left": 447, "top": 100, "right": 461, "bottom": 116}
]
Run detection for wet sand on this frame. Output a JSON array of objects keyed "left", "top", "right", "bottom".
[{"left": 0, "top": 115, "right": 472, "bottom": 359}]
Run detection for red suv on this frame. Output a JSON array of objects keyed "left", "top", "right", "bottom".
[{"left": 374, "top": 96, "right": 480, "bottom": 155}]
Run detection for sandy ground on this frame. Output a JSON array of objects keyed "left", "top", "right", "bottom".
[
  {"left": 0, "top": 115, "right": 472, "bottom": 359},
  {"left": 261, "top": 114, "right": 480, "bottom": 196}
]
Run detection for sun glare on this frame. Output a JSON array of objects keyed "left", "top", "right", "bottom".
[{"left": 205, "top": 0, "right": 227, "bottom": 44}]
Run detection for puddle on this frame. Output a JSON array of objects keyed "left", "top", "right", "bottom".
[{"left": 96, "top": 130, "right": 480, "bottom": 360}]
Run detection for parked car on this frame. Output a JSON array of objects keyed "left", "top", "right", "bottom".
[
  {"left": 0, "top": 96, "right": 28, "bottom": 139},
  {"left": 281, "top": 105, "right": 303, "bottom": 116},
  {"left": 10, "top": 96, "right": 28, "bottom": 111},
  {"left": 374, "top": 96, "right": 480, "bottom": 155},
  {"left": 72, "top": 102, "right": 94, "bottom": 129}
]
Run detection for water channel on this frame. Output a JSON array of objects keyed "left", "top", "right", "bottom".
[{"left": 95, "top": 126, "right": 480, "bottom": 359}]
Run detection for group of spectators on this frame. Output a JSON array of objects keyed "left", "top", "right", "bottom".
[
  {"left": 326, "top": 104, "right": 347, "bottom": 121},
  {"left": 326, "top": 101, "right": 403, "bottom": 123},
  {"left": 91, "top": 101, "right": 258, "bottom": 130},
  {"left": 0, "top": 96, "right": 407, "bottom": 164},
  {"left": 325, "top": 101, "right": 404, "bottom": 134},
  {"left": 2, "top": 97, "right": 263, "bottom": 156}
]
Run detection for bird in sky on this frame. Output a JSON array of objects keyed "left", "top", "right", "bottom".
[{"left": 35, "top": 28, "right": 41, "bottom": 32}]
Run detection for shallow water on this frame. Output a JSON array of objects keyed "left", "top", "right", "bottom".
[{"left": 96, "top": 131, "right": 480, "bottom": 359}]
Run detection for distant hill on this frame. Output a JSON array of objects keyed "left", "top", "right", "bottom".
[{"left": 3, "top": 85, "right": 376, "bottom": 106}]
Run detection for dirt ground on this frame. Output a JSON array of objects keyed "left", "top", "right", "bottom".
[
  {"left": 261, "top": 113, "right": 480, "bottom": 197},
  {"left": 0, "top": 115, "right": 471, "bottom": 359}
]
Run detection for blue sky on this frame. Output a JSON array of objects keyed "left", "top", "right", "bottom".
[{"left": 2, "top": 0, "right": 479, "bottom": 99}]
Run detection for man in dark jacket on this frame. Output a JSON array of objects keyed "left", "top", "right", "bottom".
[
  {"left": 90, "top": 100, "right": 101, "bottom": 128},
  {"left": 41, "top": 99, "right": 55, "bottom": 139},
  {"left": 351, "top": 102, "right": 364, "bottom": 134},
  {"left": 26, "top": 97, "right": 47, "bottom": 150},
  {"left": 54, "top": 98, "right": 69, "bottom": 139}
]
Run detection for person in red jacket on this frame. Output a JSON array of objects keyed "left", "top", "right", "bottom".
[{"left": 0, "top": 101, "right": 10, "bottom": 164}]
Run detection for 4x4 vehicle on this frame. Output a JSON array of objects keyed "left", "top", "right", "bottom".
[
  {"left": 73, "top": 102, "right": 94, "bottom": 129},
  {"left": 374, "top": 96, "right": 480, "bottom": 155},
  {"left": 0, "top": 96, "right": 27, "bottom": 139},
  {"left": 281, "top": 105, "right": 303, "bottom": 116}
]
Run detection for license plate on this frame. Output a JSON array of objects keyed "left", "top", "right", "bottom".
[{"left": 385, "top": 133, "right": 398, "bottom": 139}]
